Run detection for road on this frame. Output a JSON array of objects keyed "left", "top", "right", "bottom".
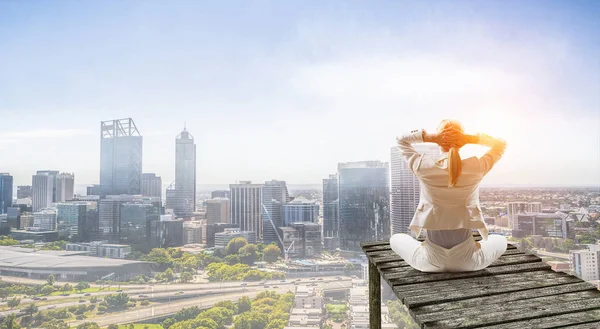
[
  {"left": 68, "top": 287, "right": 290, "bottom": 327},
  {"left": 0, "top": 276, "right": 353, "bottom": 319}
]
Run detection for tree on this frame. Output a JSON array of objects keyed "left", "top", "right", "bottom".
[
  {"left": 237, "top": 296, "right": 252, "bottom": 314},
  {"left": 0, "top": 314, "right": 20, "bottom": 329},
  {"left": 263, "top": 244, "right": 281, "bottom": 263},
  {"left": 174, "top": 306, "right": 201, "bottom": 322},
  {"left": 76, "top": 323, "right": 100, "bottom": 329},
  {"left": 224, "top": 254, "right": 241, "bottom": 265},
  {"left": 233, "top": 311, "right": 267, "bottom": 329},
  {"left": 76, "top": 282, "right": 90, "bottom": 293},
  {"left": 104, "top": 293, "right": 129, "bottom": 310},
  {"left": 128, "top": 324, "right": 134, "bottom": 329},
  {"left": 40, "top": 285, "right": 54, "bottom": 295},
  {"left": 142, "top": 248, "right": 174, "bottom": 267},
  {"left": 265, "top": 319, "right": 287, "bottom": 329},
  {"left": 60, "top": 283, "right": 72, "bottom": 293},
  {"left": 0, "top": 236, "right": 19, "bottom": 246},
  {"left": 214, "top": 300, "right": 237, "bottom": 313},
  {"left": 42, "top": 320, "right": 69, "bottom": 329},
  {"left": 0, "top": 288, "right": 9, "bottom": 301},
  {"left": 162, "top": 317, "right": 176, "bottom": 329},
  {"left": 343, "top": 263, "right": 355, "bottom": 273},
  {"left": 197, "top": 307, "right": 234, "bottom": 329},
  {"left": 107, "top": 325, "right": 118, "bottom": 329},
  {"left": 180, "top": 272, "right": 193, "bottom": 283},
  {"left": 47, "top": 274, "right": 56, "bottom": 286},
  {"left": 23, "top": 303, "right": 38, "bottom": 316},
  {"left": 163, "top": 268, "right": 176, "bottom": 281},
  {"left": 239, "top": 244, "right": 258, "bottom": 265},
  {"left": 225, "top": 237, "right": 248, "bottom": 255},
  {"left": 7, "top": 297, "right": 20, "bottom": 309}
]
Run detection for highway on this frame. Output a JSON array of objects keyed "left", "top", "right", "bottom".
[
  {"left": 68, "top": 287, "right": 291, "bottom": 327},
  {"left": 0, "top": 275, "right": 353, "bottom": 321}
]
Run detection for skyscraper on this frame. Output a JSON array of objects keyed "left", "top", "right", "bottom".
[
  {"left": 32, "top": 172, "right": 54, "bottom": 212},
  {"left": 230, "top": 181, "right": 263, "bottom": 240},
  {"left": 100, "top": 118, "right": 143, "bottom": 195},
  {"left": 262, "top": 180, "right": 291, "bottom": 245},
  {"left": 141, "top": 173, "right": 162, "bottom": 199},
  {"left": 390, "top": 145, "right": 440, "bottom": 235},
  {"left": 36, "top": 170, "right": 59, "bottom": 202},
  {"left": 322, "top": 174, "right": 339, "bottom": 238},
  {"left": 338, "top": 161, "right": 390, "bottom": 250},
  {"left": 172, "top": 127, "right": 196, "bottom": 217},
  {"left": 56, "top": 173, "right": 75, "bottom": 202},
  {"left": 0, "top": 173, "right": 13, "bottom": 214},
  {"left": 33, "top": 208, "right": 57, "bottom": 231}
]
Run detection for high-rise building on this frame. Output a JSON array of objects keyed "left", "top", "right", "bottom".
[
  {"left": 141, "top": 173, "right": 162, "bottom": 199},
  {"left": 171, "top": 127, "right": 196, "bottom": 217},
  {"left": 17, "top": 185, "right": 32, "bottom": 199},
  {"left": 390, "top": 145, "right": 440, "bottom": 235},
  {"left": 150, "top": 215, "right": 184, "bottom": 248},
  {"left": 338, "top": 161, "right": 390, "bottom": 250},
  {"left": 100, "top": 118, "right": 143, "bottom": 195},
  {"left": 283, "top": 199, "right": 319, "bottom": 226},
  {"left": 0, "top": 173, "right": 13, "bottom": 214},
  {"left": 262, "top": 180, "right": 291, "bottom": 245},
  {"left": 571, "top": 245, "right": 600, "bottom": 281},
  {"left": 230, "top": 181, "right": 263, "bottom": 240},
  {"left": 56, "top": 173, "right": 75, "bottom": 202},
  {"left": 56, "top": 202, "right": 87, "bottom": 239},
  {"left": 211, "top": 190, "right": 230, "bottom": 199},
  {"left": 508, "top": 202, "right": 543, "bottom": 230},
  {"left": 6, "top": 207, "right": 20, "bottom": 229},
  {"left": 322, "top": 174, "right": 338, "bottom": 238},
  {"left": 33, "top": 208, "right": 57, "bottom": 231},
  {"left": 32, "top": 172, "right": 54, "bottom": 212},
  {"left": 36, "top": 170, "right": 59, "bottom": 202},
  {"left": 99, "top": 195, "right": 160, "bottom": 243},
  {"left": 513, "top": 212, "right": 567, "bottom": 239},
  {"left": 206, "top": 198, "right": 231, "bottom": 225}
]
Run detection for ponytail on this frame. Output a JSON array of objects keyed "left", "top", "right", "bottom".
[{"left": 447, "top": 146, "right": 462, "bottom": 187}]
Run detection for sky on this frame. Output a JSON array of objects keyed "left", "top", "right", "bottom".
[{"left": 1, "top": 0, "right": 599, "bottom": 188}]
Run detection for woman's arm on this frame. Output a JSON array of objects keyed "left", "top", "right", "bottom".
[
  {"left": 396, "top": 129, "right": 427, "bottom": 173},
  {"left": 474, "top": 133, "right": 507, "bottom": 175}
]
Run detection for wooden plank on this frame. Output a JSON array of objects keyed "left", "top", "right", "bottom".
[
  {"left": 416, "top": 290, "right": 600, "bottom": 326},
  {"left": 423, "top": 296, "right": 600, "bottom": 329},
  {"left": 361, "top": 241, "right": 390, "bottom": 248},
  {"left": 395, "top": 270, "right": 563, "bottom": 295},
  {"left": 412, "top": 281, "right": 595, "bottom": 316},
  {"left": 386, "top": 262, "right": 550, "bottom": 285},
  {"left": 368, "top": 261, "right": 381, "bottom": 329},
  {"left": 401, "top": 273, "right": 581, "bottom": 307},
  {"left": 473, "top": 309, "right": 600, "bottom": 329},
  {"left": 560, "top": 322, "right": 600, "bottom": 328}
]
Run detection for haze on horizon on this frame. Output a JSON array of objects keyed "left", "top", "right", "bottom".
[{"left": 1, "top": 1, "right": 599, "bottom": 188}]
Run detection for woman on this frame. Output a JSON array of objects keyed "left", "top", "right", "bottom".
[{"left": 391, "top": 119, "right": 508, "bottom": 272}]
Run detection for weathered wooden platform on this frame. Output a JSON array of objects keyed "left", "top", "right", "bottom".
[{"left": 362, "top": 236, "right": 600, "bottom": 329}]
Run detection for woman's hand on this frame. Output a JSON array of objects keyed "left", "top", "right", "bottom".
[{"left": 425, "top": 127, "right": 464, "bottom": 148}]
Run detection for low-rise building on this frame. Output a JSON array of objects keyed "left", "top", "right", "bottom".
[
  {"left": 66, "top": 241, "right": 132, "bottom": 259},
  {"left": 214, "top": 228, "right": 257, "bottom": 249},
  {"left": 11, "top": 229, "right": 59, "bottom": 242}
]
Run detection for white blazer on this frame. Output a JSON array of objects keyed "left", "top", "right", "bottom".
[{"left": 397, "top": 129, "right": 507, "bottom": 240}]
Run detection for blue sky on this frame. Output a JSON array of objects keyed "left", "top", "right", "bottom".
[{"left": 1, "top": 0, "right": 599, "bottom": 188}]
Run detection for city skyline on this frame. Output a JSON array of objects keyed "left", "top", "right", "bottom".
[{"left": 1, "top": 1, "right": 599, "bottom": 188}]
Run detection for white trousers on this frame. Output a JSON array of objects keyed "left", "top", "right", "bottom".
[{"left": 389, "top": 233, "right": 508, "bottom": 272}]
